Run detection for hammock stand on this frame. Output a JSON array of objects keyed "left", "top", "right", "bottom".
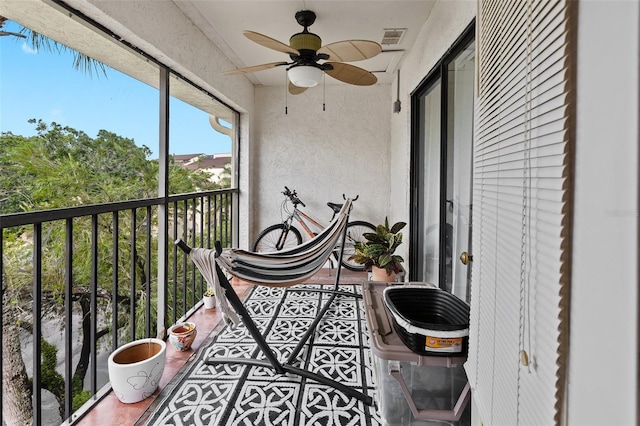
[{"left": 175, "top": 199, "right": 373, "bottom": 406}]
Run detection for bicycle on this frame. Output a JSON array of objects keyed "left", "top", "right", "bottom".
[{"left": 252, "top": 186, "right": 376, "bottom": 271}]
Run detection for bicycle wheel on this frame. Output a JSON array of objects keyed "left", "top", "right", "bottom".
[
  {"left": 252, "top": 224, "right": 303, "bottom": 252},
  {"left": 336, "top": 221, "right": 376, "bottom": 271}
]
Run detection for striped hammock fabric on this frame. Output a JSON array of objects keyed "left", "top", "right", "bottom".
[{"left": 188, "top": 199, "right": 352, "bottom": 326}]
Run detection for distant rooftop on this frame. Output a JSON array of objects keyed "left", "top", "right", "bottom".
[{"left": 172, "top": 153, "right": 231, "bottom": 171}]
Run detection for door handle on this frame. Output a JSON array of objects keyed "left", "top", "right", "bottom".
[{"left": 459, "top": 252, "right": 473, "bottom": 265}]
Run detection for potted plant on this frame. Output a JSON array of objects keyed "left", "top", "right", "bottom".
[
  {"left": 349, "top": 217, "right": 406, "bottom": 282},
  {"left": 203, "top": 287, "right": 216, "bottom": 309}
]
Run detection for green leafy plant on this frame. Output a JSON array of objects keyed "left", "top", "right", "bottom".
[
  {"left": 349, "top": 217, "right": 406, "bottom": 275},
  {"left": 203, "top": 287, "right": 215, "bottom": 297}
]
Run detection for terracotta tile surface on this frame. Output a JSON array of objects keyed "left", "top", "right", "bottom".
[{"left": 75, "top": 268, "right": 365, "bottom": 425}]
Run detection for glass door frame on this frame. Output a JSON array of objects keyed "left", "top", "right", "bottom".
[{"left": 409, "top": 21, "right": 475, "bottom": 286}]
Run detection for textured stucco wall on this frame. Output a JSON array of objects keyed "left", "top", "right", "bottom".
[
  {"left": 251, "top": 84, "right": 392, "bottom": 242},
  {"left": 390, "top": 0, "right": 476, "bottom": 271}
]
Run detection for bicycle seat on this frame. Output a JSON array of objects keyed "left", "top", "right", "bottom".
[{"left": 327, "top": 202, "right": 343, "bottom": 214}]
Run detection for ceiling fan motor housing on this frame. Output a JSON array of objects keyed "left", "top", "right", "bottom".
[{"left": 289, "top": 32, "right": 321, "bottom": 52}]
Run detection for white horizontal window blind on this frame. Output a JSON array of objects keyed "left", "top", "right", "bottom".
[{"left": 465, "top": 0, "right": 574, "bottom": 424}]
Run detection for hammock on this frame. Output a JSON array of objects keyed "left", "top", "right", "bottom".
[{"left": 175, "top": 198, "right": 373, "bottom": 405}]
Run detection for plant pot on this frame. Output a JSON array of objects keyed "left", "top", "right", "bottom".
[
  {"left": 107, "top": 338, "right": 166, "bottom": 404},
  {"left": 372, "top": 266, "right": 397, "bottom": 282},
  {"left": 203, "top": 295, "right": 216, "bottom": 309},
  {"left": 168, "top": 322, "right": 197, "bottom": 351}
]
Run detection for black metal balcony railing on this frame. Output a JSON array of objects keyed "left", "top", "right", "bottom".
[{"left": 0, "top": 188, "right": 238, "bottom": 425}]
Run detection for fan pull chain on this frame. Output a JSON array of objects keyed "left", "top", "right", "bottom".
[
  {"left": 322, "top": 73, "right": 326, "bottom": 111},
  {"left": 285, "top": 73, "right": 289, "bottom": 115}
]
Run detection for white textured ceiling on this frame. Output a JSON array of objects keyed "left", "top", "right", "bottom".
[{"left": 174, "top": 0, "right": 436, "bottom": 86}]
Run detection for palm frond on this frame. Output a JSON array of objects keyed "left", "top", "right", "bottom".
[{"left": 1, "top": 15, "right": 108, "bottom": 78}]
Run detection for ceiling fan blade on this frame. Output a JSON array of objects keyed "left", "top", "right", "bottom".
[
  {"left": 325, "top": 62, "right": 377, "bottom": 86},
  {"left": 243, "top": 31, "right": 300, "bottom": 55},
  {"left": 223, "top": 62, "right": 288, "bottom": 75},
  {"left": 317, "top": 40, "right": 382, "bottom": 62},
  {"left": 288, "top": 82, "right": 308, "bottom": 95}
]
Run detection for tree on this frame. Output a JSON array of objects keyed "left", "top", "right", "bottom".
[
  {"left": 1, "top": 15, "right": 108, "bottom": 424},
  {"left": 218, "top": 162, "right": 233, "bottom": 188},
  {"left": 1, "top": 295, "right": 32, "bottom": 425},
  {"left": 1, "top": 121, "right": 218, "bottom": 423}
]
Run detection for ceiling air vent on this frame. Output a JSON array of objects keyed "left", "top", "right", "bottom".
[{"left": 381, "top": 28, "right": 407, "bottom": 45}]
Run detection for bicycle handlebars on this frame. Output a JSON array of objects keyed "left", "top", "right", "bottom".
[
  {"left": 283, "top": 186, "right": 359, "bottom": 207},
  {"left": 283, "top": 186, "right": 305, "bottom": 207}
]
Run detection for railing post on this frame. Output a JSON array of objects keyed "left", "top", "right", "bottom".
[
  {"left": 112, "top": 211, "right": 119, "bottom": 349},
  {"left": 156, "top": 65, "right": 170, "bottom": 337},
  {"left": 145, "top": 206, "right": 152, "bottom": 338},
  {"left": 1, "top": 229, "right": 4, "bottom": 422},
  {"left": 130, "top": 209, "right": 137, "bottom": 339},
  {"left": 90, "top": 215, "right": 98, "bottom": 394},
  {"left": 64, "top": 218, "right": 74, "bottom": 420},
  {"left": 32, "top": 223, "right": 42, "bottom": 424}
]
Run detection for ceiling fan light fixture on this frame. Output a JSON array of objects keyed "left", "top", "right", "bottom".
[{"left": 288, "top": 65, "right": 323, "bottom": 87}]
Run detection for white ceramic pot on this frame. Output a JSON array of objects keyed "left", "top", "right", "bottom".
[
  {"left": 108, "top": 338, "right": 166, "bottom": 404},
  {"left": 203, "top": 295, "right": 216, "bottom": 309}
]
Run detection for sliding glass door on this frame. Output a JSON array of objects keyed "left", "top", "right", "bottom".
[
  {"left": 416, "top": 81, "right": 442, "bottom": 285},
  {"left": 410, "top": 24, "right": 475, "bottom": 302}
]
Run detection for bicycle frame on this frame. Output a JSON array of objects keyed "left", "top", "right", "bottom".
[
  {"left": 291, "top": 208, "right": 326, "bottom": 239},
  {"left": 254, "top": 187, "right": 375, "bottom": 271},
  {"left": 273, "top": 202, "right": 335, "bottom": 251}
]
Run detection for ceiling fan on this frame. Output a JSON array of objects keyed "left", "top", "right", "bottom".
[{"left": 223, "top": 10, "right": 381, "bottom": 95}]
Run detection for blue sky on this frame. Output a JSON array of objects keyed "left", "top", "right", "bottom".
[{"left": 0, "top": 21, "right": 231, "bottom": 158}]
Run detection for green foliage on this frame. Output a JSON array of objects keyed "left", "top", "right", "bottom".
[
  {"left": 0, "top": 120, "right": 221, "bottom": 214},
  {"left": 73, "top": 391, "right": 92, "bottom": 412},
  {"left": 218, "top": 163, "right": 232, "bottom": 189},
  {"left": 1, "top": 121, "right": 128, "bottom": 210},
  {"left": 39, "top": 328, "right": 92, "bottom": 410},
  {"left": 349, "top": 217, "right": 406, "bottom": 275},
  {"left": 40, "top": 337, "right": 65, "bottom": 398}
]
